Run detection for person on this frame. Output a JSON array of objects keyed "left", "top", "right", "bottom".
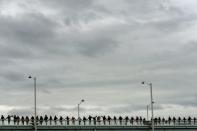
[
  {"left": 6, "top": 115, "right": 11, "bottom": 125},
  {"left": 30, "top": 116, "right": 34, "bottom": 126},
  {"left": 136, "top": 116, "right": 139, "bottom": 125},
  {"left": 21, "top": 116, "right": 25, "bottom": 125},
  {"left": 188, "top": 116, "right": 191, "bottom": 125},
  {"left": 107, "top": 116, "right": 111, "bottom": 125},
  {"left": 72, "top": 117, "right": 76, "bottom": 125},
  {"left": 139, "top": 116, "right": 143, "bottom": 125},
  {"left": 49, "top": 116, "right": 53, "bottom": 125},
  {"left": 102, "top": 116, "right": 106, "bottom": 125},
  {"left": 40, "top": 116, "right": 43, "bottom": 125},
  {"left": 78, "top": 117, "right": 82, "bottom": 125},
  {"left": 97, "top": 116, "right": 101, "bottom": 125},
  {"left": 154, "top": 117, "right": 158, "bottom": 125},
  {"left": 88, "top": 115, "right": 92, "bottom": 125},
  {"left": 66, "top": 116, "right": 70, "bottom": 125},
  {"left": 83, "top": 117, "right": 87, "bottom": 125},
  {"left": 54, "top": 116, "right": 58, "bottom": 125},
  {"left": 59, "top": 116, "right": 63, "bottom": 125},
  {"left": 130, "top": 117, "right": 134, "bottom": 125},
  {"left": 25, "top": 116, "right": 29, "bottom": 125},
  {"left": 194, "top": 117, "right": 196, "bottom": 125},
  {"left": 158, "top": 117, "right": 161, "bottom": 125},
  {"left": 44, "top": 115, "right": 48, "bottom": 125},
  {"left": 168, "top": 116, "right": 171, "bottom": 125},
  {"left": 113, "top": 116, "right": 117, "bottom": 125},
  {"left": 125, "top": 116, "right": 129, "bottom": 125},
  {"left": 119, "top": 116, "right": 123, "bottom": 125},
  {"left": 16, "top": 116, "right": 20, "bottom": 125},
  {"left": 172, "top": 117, "right": 176, "bottom": 125},
  {"left": 183, "top": 117, "right": 186, "bottom": 124},
  {"left": 93, "top": 116, "right": 96, "bottom": 125},
  {"left": 1, "top": 115, "right": 5, "bottom": 125},
  {"left": 178, "top": 117, "right": 181, "bottom": 125},
  {"left": 162, "top": 117, "right": 165, "bottom": 125}
]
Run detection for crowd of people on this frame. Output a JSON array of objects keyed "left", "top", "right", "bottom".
[{"left": 0, "top": 115, "right": 196, "bottom": 126}]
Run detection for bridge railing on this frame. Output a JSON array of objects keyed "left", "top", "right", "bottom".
[{"left": 0, "top": 119, "right": 196, "bottom": 126}]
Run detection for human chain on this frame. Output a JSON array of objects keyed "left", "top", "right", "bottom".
[{"left": 0, "top": 115, "right": 196, "bottom": 126}]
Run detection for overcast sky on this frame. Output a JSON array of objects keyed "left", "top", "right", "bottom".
[{"left": 0, "top": 0, "right": 197, "bottom": 118}]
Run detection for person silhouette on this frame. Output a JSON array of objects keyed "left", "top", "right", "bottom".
[
  {"left": 44, "top": 115, "right": 48, "bottom": 125},
  {"left": 21, "top": 116, "right": 25, "bottom": 125},
  {"left": 6, "top": 115, "right": 11, "bottom": 125},
  {"left": 25, "top": 116, "right": 29, "bottom": 125},
  {"left": 83, "top": 116, "right": 87, "bottom": 125},
  {"left": 88, "top": 115, "right": 92, "bottom": 125},
  {"left": 1, "top": 115, "right": 5, "bottom": 125},
  {"left": 113, "top": 116, "right": 117, "bottom": 125},
  {"left": 66, "top": 116, "right": 70, "bottom": 125},
  {"left": 59, "top": 116, "right": 63, "bottom": 125}
]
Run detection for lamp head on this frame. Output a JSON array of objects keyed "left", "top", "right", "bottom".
[
  {"left": 81, "top": 99, "right": 85, "bottom": 102},
  {"left": 28, "top": 75, "right": 32, "bottom": 79}
]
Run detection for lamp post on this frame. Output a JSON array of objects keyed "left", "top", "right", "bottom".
[
  {"left": 142, "top": 81, "right": 154, "bottom": 131},
  {"left": 77, "top": 99, "right": 85, "bottom": 119},
  {"left": 28, "top": 76, "right": 37, "bottom": 131}
]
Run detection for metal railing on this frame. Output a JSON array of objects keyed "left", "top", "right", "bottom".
[{"left": 0, "top": 119, "right": 197, "bottom": 126}]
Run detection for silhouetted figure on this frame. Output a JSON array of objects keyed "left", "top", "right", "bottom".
[
  {"left": 40, "top": 116, "right": 43, "bottom": 125},
  {"left": 130, "top": 117, "right": 134, "bottom": 125},
  {"left": 143, "top": 118, "right": 146, "bottom": 125},
  {"left": 13, "top": 115, "right": 17, "bottom": 125},
  {"left": 188, "top": 116, "right": 191, "bottom": 125},
  {"left": 6, "top": 115, "right": 11, "bottom": 125},
  {"left": 16, "top": 116, "right": 20, "bottom": 125},
  {"left": 21, "top": 116, "right": 25, "bottom": 125},
  {"left": 44, "top": 115, "right": 48, "bottom": 125},
  {"left": 66, "top": 116, "right": 70, "bottom": 125},
  {"left": 102, "top": 116, "right": 106, "bottom": 125},
  {"left": 25, "top": 116, "right": 29, "bottom": 125},
  {"left": 114, "top": 116, "right": 117, "bottom": 125},
  {"left": 178, "top": 117, "right": 181, "bottom": 125},
  {"left": 49, "top": 116, "right": 53, "bottom": 125},
  {"left": 162, "top": 117, "right": 165, "bottom": 125},
  {"left": 83, "top": 116, "right": 87, "bottom": 125},
  {"left": 125, "top": 116, "right": 129, "bottom": 125},
  {"left": 136, "top": 116, "right": 139, "bottom": 125},
  {"left": 36, "top": 116, "right": 39, "bottom": 125},
  {"left": 154, "top": 117, "right": 157, "bottom": 125},
  {"left": 158, "top": 117, "right": 161, "bottom": 125},
  {"left": 54, "top": 116, "right": 58, "bottom": 125},
  {"left": 119, "top": 116, "right": 123, "bottom": 125},
  {"left": 172, "top": 117, "right": 176, "bottom": 125},
  {"left": 107, "top": 116, "right": 111, "bottom": 125},
  {"left": 78, "top": 117, "right": 82, "bottom": 125},
  {"left": 183, "top": 117, "right": 186, "bottom": 124},
  {"left": 139, "top": 117, "right": 143, "bottom": 125},
  {"left": 88, "top": 115, "right": 92, "bottom": 125},
  {"left": 93, "top": 117, "right": 96, "bottom": 125},
  {"left": 97, "top": 116, "right": 101, "bottom": 125},
  {"left": 59, "top": 116, "right": 63, "bottom": 125},
  {"left": 168, "top": 116, "right": 171, "bottom": 125},
  {"left": 1, "top": 115, "right": 4, "bottom": 125},
  {"left": 194, "top": 117, "right": 196, "bottom": 125},
  {"left": 72, "top": 117, "right": 76, "bottom": 125},
  {"left": 31, "top": 116, "right": 34, "bottom": 126}
]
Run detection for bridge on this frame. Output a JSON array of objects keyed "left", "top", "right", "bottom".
[{"left": 0, "top": 119, "right": 197, "bottom": 131}]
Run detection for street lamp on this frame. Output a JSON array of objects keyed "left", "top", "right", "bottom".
[
  {"left": 142, "top": 81, "right": 154, "bottom": 131},
  {"left": 77, "top": 99, "right": 85, "bottom": 119},
  {"left": 28, "top": 76, "right": 37, "bottom": 131}
]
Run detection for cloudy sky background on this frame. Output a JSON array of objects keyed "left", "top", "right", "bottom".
[{"left": 0, "top": 0, "right": 197, "bottom": 118}]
